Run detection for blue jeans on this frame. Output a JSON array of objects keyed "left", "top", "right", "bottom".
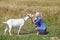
[{"left": 36, "top": 23, "right": 47, "bottom": 34}]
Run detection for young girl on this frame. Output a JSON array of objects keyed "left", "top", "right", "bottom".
[{"left": 33, "top": 12, "right": 47, "bottom": 35}]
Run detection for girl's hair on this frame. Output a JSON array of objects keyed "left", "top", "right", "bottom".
[{"left": 35, "top": 12, "right": 42, "bottom": 17}]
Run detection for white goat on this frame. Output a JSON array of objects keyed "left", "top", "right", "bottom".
[{"left": 3, "top": 14, "right": 34, "bottom": 35}]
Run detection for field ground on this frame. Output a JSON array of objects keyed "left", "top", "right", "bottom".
[{"left": 0, "top": 0, "right": 60, "bottom": 40}]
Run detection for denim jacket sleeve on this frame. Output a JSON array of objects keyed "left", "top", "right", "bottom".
[{"left": 34, "top": 18, "right": 40, "bottom": 24}]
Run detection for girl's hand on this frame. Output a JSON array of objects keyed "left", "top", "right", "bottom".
[{"left": 31, "top": 18, "right": 34, "bottom": 23}]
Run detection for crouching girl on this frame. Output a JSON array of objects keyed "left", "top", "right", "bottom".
[{"left": 32, "top": 12, "right": 47, "bottom": 35}]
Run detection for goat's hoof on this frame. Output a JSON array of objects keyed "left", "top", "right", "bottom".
[
  {"left": 36, "top": 34, "right": 39, "bottom": 36},
  {"left": 17, "top": 34, "right": 19, "bottom": 35},
  {"left": 17, "top": 33, "right": 20, "bottom": 36},
  {"left": 4, "top": 33, "right": 6, "bottom": 35},
  {"left": 9, "top": 34, "right": 12, "bottom": 36}
]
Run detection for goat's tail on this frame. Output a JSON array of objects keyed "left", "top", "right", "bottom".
[{"left": 2, "top": 22, "right": 7, "bottom": 24}]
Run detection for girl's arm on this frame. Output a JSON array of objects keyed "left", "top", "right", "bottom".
[
  {"left": 30, "top": 18, "right": 37, "bottom": 28},
  {"left": 34, "top": 18, "right": 40, "bottom": 24}
]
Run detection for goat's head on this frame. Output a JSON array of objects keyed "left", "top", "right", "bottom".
[{"left": 27, "top": 14, "right": 34, "bottom": 18}]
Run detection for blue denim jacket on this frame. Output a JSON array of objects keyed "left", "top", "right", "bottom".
[{"left": 34, "top": 17, "right": 46, "bottom": 31}]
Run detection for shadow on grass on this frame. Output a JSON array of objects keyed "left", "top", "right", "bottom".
[
  {"left": 19, "top": 31, "right": 36, "bottom": 35},
  {"left": 17, "top": 30, "right": 49, "bottom": 35}
]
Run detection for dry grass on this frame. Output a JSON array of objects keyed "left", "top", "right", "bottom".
[{"left": 0, "top": 6, "right": 59, "bottom": 21}]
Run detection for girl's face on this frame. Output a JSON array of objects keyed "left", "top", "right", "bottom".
[
  {"left": 35, "top": 12, "right": 40, "bottom": 18},
  {"left": 35, "top": 15, "right": 38, "bottom": 18}
]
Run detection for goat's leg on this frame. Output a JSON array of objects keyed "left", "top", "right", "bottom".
[
  {"left": 18, "top": 25, "right": 22, "bottom": 35},
  {"left": 4, "top": 26, "right": 8, "bottom": 35},
  {"left": 9, "top": 26, "right": 12, "bottom": 36}
]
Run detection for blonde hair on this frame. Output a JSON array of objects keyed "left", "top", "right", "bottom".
[{"left": 35, "top": 12, "right": 42, "bottom": 18}]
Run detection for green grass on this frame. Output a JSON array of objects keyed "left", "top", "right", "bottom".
[{"left": 0, "top": 35, "right": 50, "bottom": 40}]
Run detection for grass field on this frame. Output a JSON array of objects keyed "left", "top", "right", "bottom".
[{"left": 0, "top": 0, "right": 60, "bottom": 40}]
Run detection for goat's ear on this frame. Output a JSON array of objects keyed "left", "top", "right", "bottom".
[
  {"left": 27, "top": 13, "right": 29, "bottom": 16},
  {"left": 24, "top": 13, "right": 27, "bottom": 16},
  {"left": 26, "top": 13, "right": 28, "bottom": 15}
]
